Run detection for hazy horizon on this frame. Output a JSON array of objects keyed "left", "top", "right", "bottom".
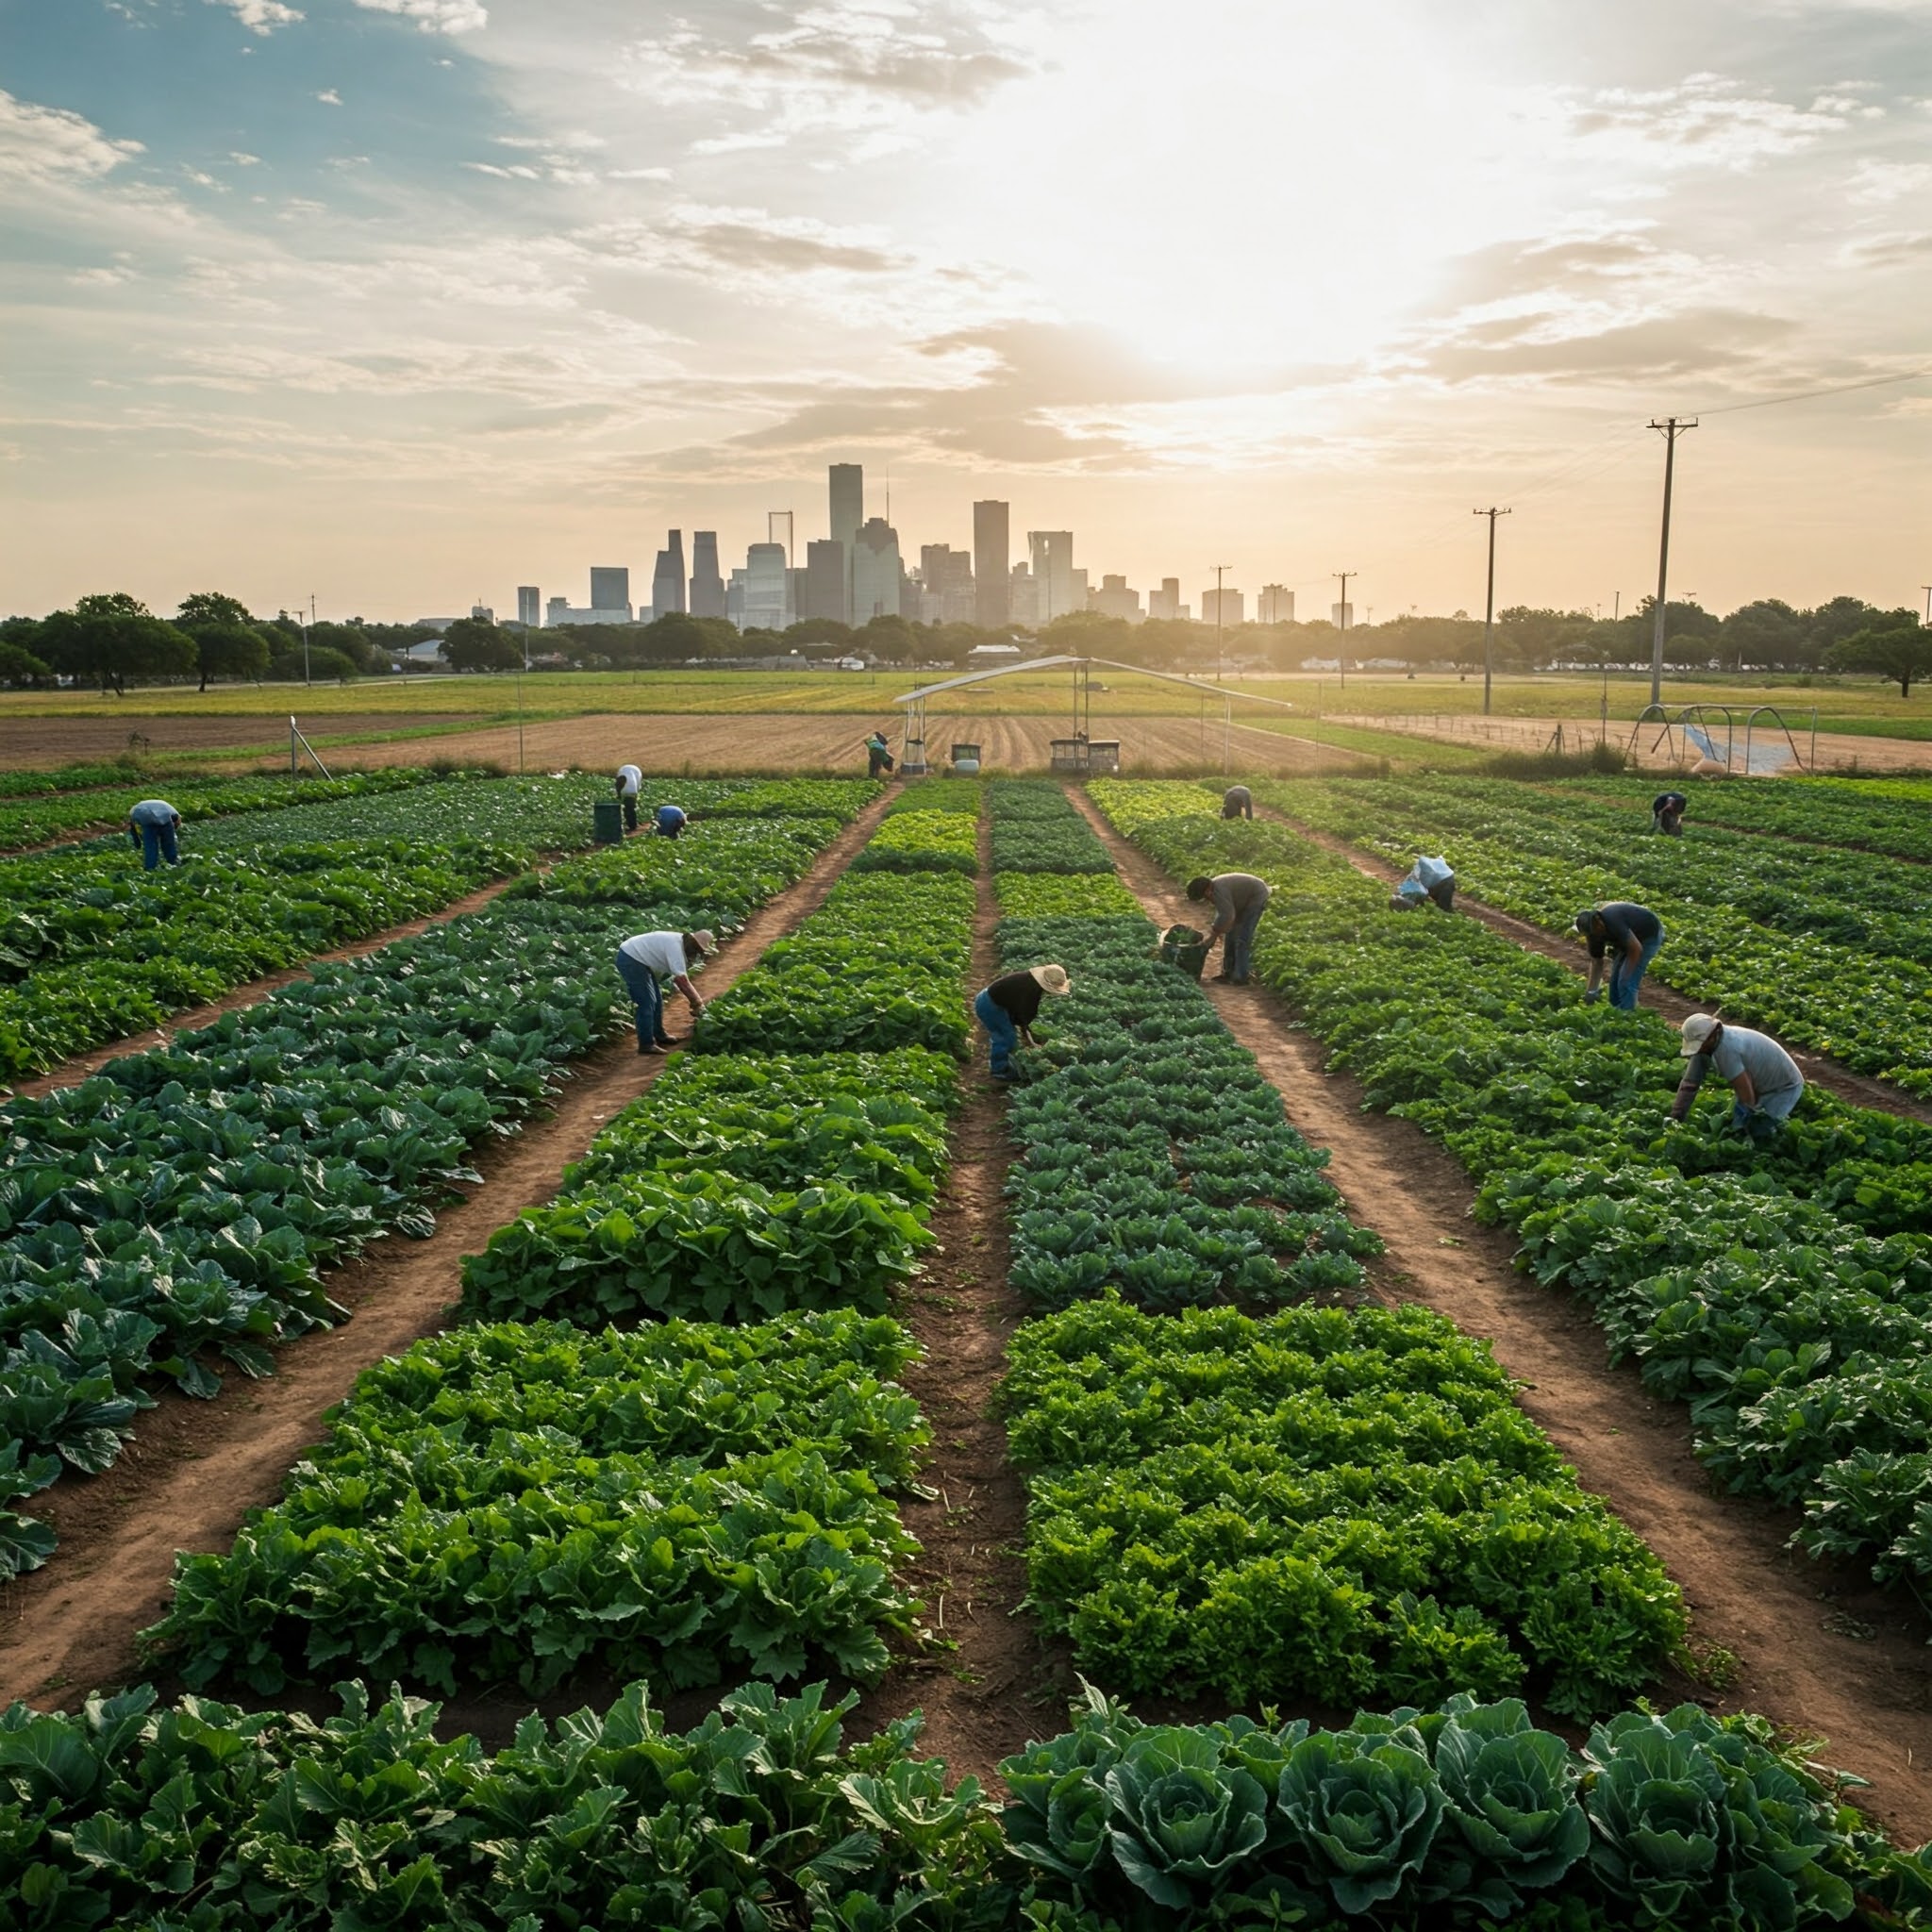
[{"left": 3, "top": 0, "right": 1928, "bottom": 625}]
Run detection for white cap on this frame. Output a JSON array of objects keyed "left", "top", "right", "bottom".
[{"left": 1680, "top": 1014, "right": 1721, "bottom": 1057}]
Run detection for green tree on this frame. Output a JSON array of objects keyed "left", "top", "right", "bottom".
[
  {"left": 38, "top": 592, "right": 196, "bottom": 696},
  {"left": 269, "top": 642, "right": 359, "bottom": 682},
  {"left": 440, "top": 618, "right": 523, "bottom": 673},
  {"left": 176, "top": 592, "right": 271, "bottom": 691},
  {"left": 0, "top": 617, "right": 47, "bottom": 687},
  {"left": 1717, "top": 598, "right": 1802, "bottom": 674},
  {"left": 1824, "top": 619, "right": 1932, "bottom": 696}
]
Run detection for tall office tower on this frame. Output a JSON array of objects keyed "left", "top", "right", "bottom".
[
  {"left": 1147, "top": 577, "right": 1182, "bottom": 623},
  {"left": 1201, "top": 587, "right": 1246, "bottom": 627},
  {"left": 972, "top": 500, "right": 1009, "bottom": 628},
  {"left": 690, "top": 532, "right": 725, "bottom": 618},
  {"left": 590, "top": 566, "right": 631, "bottom": 619},
  {"left": 1070, "top": 567, "right": 1090, "bottom": 612},
  {"left": 798, "top": 539, "right": 847, "bottom": 623},
  {"left": 1330, "top": 601, "right": 1354, "bottom": 628},
  {"left": 1091, "top": 574, "right": 1142, "bottom": 622},
  {"left": 1008, "top": 561, "right": 1040, "bottom": 627},
  {"left": 1257, "top": 585, "right": 1295, "bottom": 625},
  {"left": 768, "top": 509, "right": 793, "bottom": 563},
  {"left": 726, "top": 570, "right": 746, "bottom": 628},
  {"left": 741, "top": 542, "right": 793, "bottom": 631},
  {"left": 649, "top": 532, "right": 687, "bottom": 621},
  {"left": 850, "top": 517, "right": 902, "bottom": 624},
  {"left": 545, "top": 594, "right": 571, "bottom": 627},
  {"left": 828, "top": 464, "right": 862, "bottom": 622},
  {"left": 516, "top": 586, "right": 541, "bottom": 628},
  {"left": 919, "top": 544, "right": 976, "bottom": 625},
  {"left": 1026, "top": 530, "right": 1075, "bottom": 625}
]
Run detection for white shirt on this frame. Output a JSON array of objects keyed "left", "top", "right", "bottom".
[
  {"left": 616, "top": 764, "right": 641, "bottom": 796},
  {"left": 618, "top": 931, "right": 688, "bottom": 980}
]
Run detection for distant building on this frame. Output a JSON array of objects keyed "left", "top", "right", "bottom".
[
  {"left": 545, "top": 596, "right": 571, "bottom": 627},
  {"left": 1257, "top": 585, "right": 1295, "bottom": 625},
  {"left": 829, "top": 464, "right": 863, "bottom": 623},
  {"left": 1147, "top": 577, "right": 1183, "bottom": 624},
  {"left": 590, "top": 567, "right": 632, "bottom": 620},
  {"left": 1330, "top": 602, "right": 1354, "bottom": 628},
  {"left": 1091, "top": 574, "right": 1142, "bottom": 622},
  {"left": 850, "top": 517, "right": 902, "bottom": 624},
  {"left": 651, "top": 531, "right": 687, "bottom": 621},
  {"left": 1201, "top": 587, "right": 1245, "bottom": 628},
  {"left": 726, "top": 569, "right": 746, "bottom": 627},
  {"left": 740, "top": 542, "right": 792, "bottom": 632},
  {"left": 797, "top": 539, "right": 847, "bottom": 624},
  {"left": 690, "top": 532, "right": 725, "bottom": 619},
  {"left": 516, "top": 586, "right": 541, "bottom": 628},
  {"left": 973, "top": 500, "right": 1009, "bottom": 628},
  {"left": 470, "top": 602, "right": 494, "bottom": 625},
  {"left": 549, "top": 605, "right": 631, "bottom": 625},
  {"left": 1008, "top": 561, "right": 1039, "bottom": 627},
  {"left": 966, "top": 642, "right": 1024, "bottom": 664},
  {"left": 919, "top": 544, "right": 976, "bottom": 625},
  {"left": 1027, "top": 530, "right": 1075, "bottom": 625}
]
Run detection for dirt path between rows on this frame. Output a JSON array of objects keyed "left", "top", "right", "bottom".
[
  {"left": 850, "top": 811, "right": 1063, "bottom": 1789},
  {"left": 1067, "top": 786, "right": 1932, "bottom": 1846},
  {"left": 0, "top": 792, "right": 896, "bottom": 1713},
  {"left": 1261, "top": 805, "right": 1932, "bottom": 1127},
  {"left": 5, "top": 875, "right": 527, "bottom": 1103}
]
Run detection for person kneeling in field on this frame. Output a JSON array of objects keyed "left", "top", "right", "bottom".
[
  {"left": 616, "top": 927, "right": 714, "bottom": 1055},
  {"left": 1670, "top": 1012, "right": 1805, "bottom": 1141},
  {"left": 654, "top": 802, "right": 689, "bottom": 840},
  {"left": 974, "top": 963, "right": 1072, "bottom": 1082}
]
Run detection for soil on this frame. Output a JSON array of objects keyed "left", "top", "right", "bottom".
[
  {"left": 1261, "top": 803, "right": 1932, "bottom": 1126},
  {"left": 0, "top": 791, "right": 897, "bottom": 1713},
  {"left": 1065, "top": 785, "right": 1932, "bottom": 1846},
  {"left": 0, "top": 714, "right": 473, "bottom": 766}
]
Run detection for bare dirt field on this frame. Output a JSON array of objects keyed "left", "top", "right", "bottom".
[{"left": 0, "top": 713, "right": 474, "bottom": 767}]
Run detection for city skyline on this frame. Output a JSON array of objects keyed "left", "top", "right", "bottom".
[{"left": 2, "top": 2, "right": 1928, "bottom": 623}]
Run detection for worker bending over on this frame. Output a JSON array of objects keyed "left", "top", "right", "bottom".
[
  {"left": 865, "top": 731, "right": 894, "bottom": 778},
  {"left": 974, "top": 962, "right": 1072, "bottom": 1082},
  {"left": 614, "top": 763, "right": 642, "bottom": 834},
  {"left": 1221, "top": 785, "right": 1253, "bottom": 821},
  {"left": 126, "top": 798, "right": 183, "bottom": 871},
  {"left": 1188, "top": 872, "right": 1271, "bottom": 986},
  {"left": 615, "top": 927, "right": 714, "bottom": 1055},
  {"left": 654, "top": 803, "right": 688, "bottom": 840},
  {"left": 1651, "top": 791, "right": 1688, "bottom": 837},
  {"left": 1576, "top": 902, "right": 1664, "bottom": 1011},
  {"left": 1391, "top": 855, "right": 1455, "bottom": 912},
  {"left": 1671, "top": 1013, "right": 1804, "bottom": 1140}
]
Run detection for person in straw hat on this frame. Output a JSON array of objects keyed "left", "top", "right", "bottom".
[
  {"left": 1669, "top": 1012, "right": 1805, "bottom": 1141},
  {"left": 615, "top": 926, "right": 716, "bottom": 1056},
  {"left": 974, "top": 962, "right": 1072, "bottom": 1083}
]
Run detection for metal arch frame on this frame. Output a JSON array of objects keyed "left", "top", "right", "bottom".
[{"left": 1628, "top": 702, "right": 1817, "bottom": 774}]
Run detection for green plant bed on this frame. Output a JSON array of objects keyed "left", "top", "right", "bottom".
[{"left": 852, "top": 808, "right": 980, "bottom": 874}]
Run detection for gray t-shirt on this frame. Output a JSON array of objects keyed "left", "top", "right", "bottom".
[
  {"left": 1209, "top": 873, "right": 1270, "bottom": 926},
  {"left": 1684, "top": 1025, "right": 1803, "bottom": 1101}
]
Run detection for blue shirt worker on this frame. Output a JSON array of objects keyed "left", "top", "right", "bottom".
[
  {"left": 615, "top": 927, "right": 713, "bottom": 1055},
  {"left": 126, "top": 798, "right": 182, "bottom": 871},
  {"left": 865, "top": 731, "right": 894, "bottom": 778},
  {"left": 1391, "top": 855, "right": 1456, "bottom": 912},
  {"left": 974, "top": 963, "right": 1071, "bottom": 1081},
  {"left": 1576, "top": 901, "right": 1664, "bottom": 1011},
  {"left": 1651, "top": 791, "right": 1688, "bottom": 836},
  {"left": 614, "top": 763, "right": 642, "bottom": 834},
  {"left": 654, "top": 803, "right": 688, "bottom": 840},
  {"left": 1671, "top": 1013, "right": 1804, "bottom": 1140},
  {"left": 1222, "top": 785, "right": 1253, "bottom": 821},
  {"left": 1187, "top": 872, "right": 1271, "bottom": 985}
]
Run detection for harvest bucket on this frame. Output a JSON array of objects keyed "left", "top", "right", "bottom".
[{"left": 1158, "top": 923, "right": 1211, "bottom": 979}]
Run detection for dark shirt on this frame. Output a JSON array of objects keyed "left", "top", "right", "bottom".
[
  {"left": 1652, "top": 792, "right": 1687, "bottom": 814},
  {"left": 986, "top": 970, "right": 1045, "bottom": 1026},
  {"left": 1588, "top": 901, "right": 1661, "bottom": 958}
]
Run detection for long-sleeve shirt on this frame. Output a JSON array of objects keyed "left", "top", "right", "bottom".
[
  {"left": 1207, "top": 873, "right": 1270, "bottom": 933},
  {"left": 984, "top": 971, "right": 1046, "bottom": 1027},
  {"left": 1585, "top": 902, "right": 1660, "bottom": 958},
  {"left": 1675, "top": 1025, "right": 1804, "bottom": 1112}
]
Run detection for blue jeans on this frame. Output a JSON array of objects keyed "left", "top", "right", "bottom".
[
  {"left": 1733, "top": 1086, "right": 1801, "bottom": 1136},
  {"left": 1223, "top": 898, "right": 1268, "bottom": 981},
  {"left": 1607, "top": 926, "right": 1663, "bottom": 1010},
  {"left": 974, "top": 988, "right": 1018, "bottom": 1076},
  {"left": 132, "top": 823, "right": 178, "bottom": 870},
  {"left": 616, "top": 948, "right": 670, "bottom": 1047}
]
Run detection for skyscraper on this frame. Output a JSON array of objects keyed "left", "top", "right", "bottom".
[
  {"left": 972, "top": 500, "right": 1009, "bottom": 628},
  {"left": 589, "top": 567, "right": 631, "bottom": 619},
  {"left": 828, "top": 464, "right": 862, "bottom": 623},
  {"left": 1091, "top": 575, "right": 1142, "bottom": 622},
  {"left": 1202, "top": 587, "right": 1245, "bottom": 627},
  {"left": 651, "top": 531, "right": 687, "bottom": 622},
  {"left": 1026, "top": 530, "right": 1075, "bottom": 625},
  {"left": 690, "top": 532, "right": 725, "bottom": 618},
  {"left": 1257, "top": 585, "right": 1295, "bottom": 625},
  {"left": 798, "top": 540, "right": 848, "bottom": 624},
  {"left": 1148, "top": 578, "right": 1182, "bottom": 623},
  {"left": 516, "top": 586, "right": 541, "bottom": 629},
  {"left": 850, "top": 517, "right": 901, "bottom": 625},
  {"left": 741, "top": 542, "right": 792, "bottom": 631},
  {"left": 919, "top": 544, "right": 976, "bottom": 625}
]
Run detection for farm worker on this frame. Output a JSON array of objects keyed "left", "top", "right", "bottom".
[
  {"left": 1671, "top": 1013, "right": 1804, "bottom": 1140},
  {"left": 126, "top": 798, "right": 182, "bottom": 871},
  {"left": 614, "top": 763, "right": 642, "bottom": 834},
  {"left": 865, "top": 731, "right": 894, "bottom": 778},
  {"left": 654, "top": 803, "right": 688, "bottom": 840},
  {"left": 1221, "top": 785, "right": 1254, "bottom": 821},
  {"left": 974, "top": 963, "right": 1072, "bottom": 1082},
  {"left": 1651, "top": 791, "right": 1689, "bottom": 837},
  {"left": 615, "top": 927, "right": 715, "bottom": 1055},
  {"left": 1391, "top": 855, "right": 1456, "bottom": 913},
  {"left": 1187, "top": 873, "right": 1271, "bottom": 986},
  {"left": 1576, "top": 902, "right": 1664, "bottom": 1011}
]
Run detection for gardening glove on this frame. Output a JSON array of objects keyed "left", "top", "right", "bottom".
[{"left": 1583, "top": 987, "right": 1601, "bottom": 1005}]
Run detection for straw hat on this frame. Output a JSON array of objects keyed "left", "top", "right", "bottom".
[
  {"left": 1028, "top": 964, "right": 1073, "bottom": 996},
  {"left": 690, "top": 930, "right": 717, "bottom": 957}
]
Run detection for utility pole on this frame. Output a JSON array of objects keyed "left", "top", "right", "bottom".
[
  {"left": 1213, "top": 563, "right": 1230, "bottom": 683},
  {"left": 1921, "top": 585, "right": 1931, "bottom": 626},
  {"left": 296, "top": 599, "right": 311, "bottom": 687},
  {"left": 1646, "top": 417, "right": 1696, "bottom": 706},
  {"left": 1334, "top": 571, "right": 1354, "bottom": 691},
  {"left": 1473, "top": 507, "right": 1510, "bottom": 716}
]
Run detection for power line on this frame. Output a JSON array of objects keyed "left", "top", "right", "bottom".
[
  {"left": 1689, "top": 365, "right": 1932, "bottom": 418},
  {"left": 1474, "top": 508, "right": 1510, "bottom": 716}
]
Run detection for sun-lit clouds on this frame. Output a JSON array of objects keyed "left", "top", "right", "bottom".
[
  {"left": 0, "top": 90, "right": 143, "bottom": 186},
  {"left": 353, "top": 0, "right": 488, "bottom": 34},
  {"left": 313, "top": 89, "right": 342, "bottom": 105},
  {"left": 1847, "top": 158, "right": 1932, "bottom": 201},
  {"left": 1561, "top": 71, "right": 1878, "bottom": 169},
  {"left": 207, "top": 0, "right": 305, "bottom": 34}
]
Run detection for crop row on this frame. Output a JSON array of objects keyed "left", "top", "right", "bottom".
[
  {"left": 1587, "top": 771, "right": 1932, "bottom": 866},
  {"left": 989, "top": 777, "right": 1118, "bottom": 874},
  {"left": 853, "top": 808, "right": 981, "bottom": 874},
  {"left": 1256, "top": 774, "right": 1932, "bottom": 1093},
  {"left": 0, "top": 803, "right": 866, "bottom": 1579},
  {"left": 1088, "top": 780, "right": 1932, "bottom": 1592}
]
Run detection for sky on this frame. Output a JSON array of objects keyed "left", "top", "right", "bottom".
[{"left": 1, "top": 0, "right": 1928, "bottom": 625}]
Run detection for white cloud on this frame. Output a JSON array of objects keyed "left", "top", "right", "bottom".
[
  {"left": 71, "top": 265, "right": 140, "bottom": 286},
  {"left": 315, "top": 89, "right": 343, "bottom": 105},
  {"left": 1847, "top": 158, "right": 1932, "bottom": 203},
  {"left": 1564, "top": 73, "right": 1866, "bottom": 170},
  {"left": 208, "top": 0, "right": 305, "bottom": 32},
  {"left": 229, "top": 151, "right": 261, "bottom": 166},
  {"left": 0, "top": 91, "right": 144, "bottom": 188},
  {"left": 353, "top": 0, "right": 488, "bottom": 33}
]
